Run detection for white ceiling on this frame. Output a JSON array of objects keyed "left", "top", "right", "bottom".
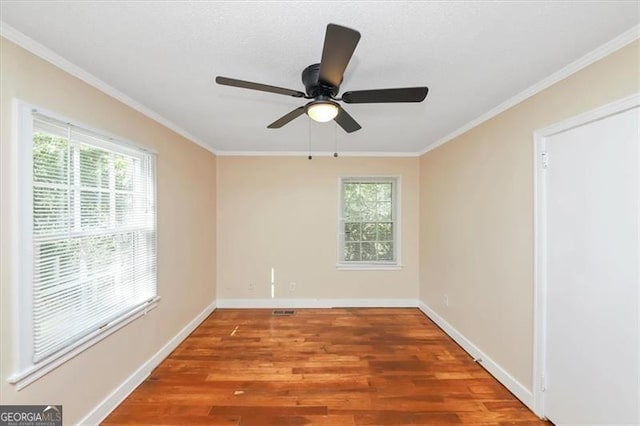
[{"left": 1, "top": 1, "right": 638, "bottom": 154}]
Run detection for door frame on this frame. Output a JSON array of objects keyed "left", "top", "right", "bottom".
[{"left": 532, "top": 93, "right": 640, "bottom": 418}]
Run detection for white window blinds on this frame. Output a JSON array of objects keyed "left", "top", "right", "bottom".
[{"left": 31, "top": 114, "right": 157, "bottom": 362}]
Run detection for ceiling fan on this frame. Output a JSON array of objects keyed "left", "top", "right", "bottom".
[{"left": 215, "top": 23, "right": 429, "bottom": 133}]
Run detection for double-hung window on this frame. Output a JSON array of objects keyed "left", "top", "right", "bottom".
[
  {"left": 338, "top": 177, "right": 400, "bottom": 268},
  {"left": 12, "top": 106, "right": 157, "bottom": 387}
]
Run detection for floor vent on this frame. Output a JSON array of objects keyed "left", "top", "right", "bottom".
[{"left": 272, "top": 310, "right": 295, "bottom": 316}]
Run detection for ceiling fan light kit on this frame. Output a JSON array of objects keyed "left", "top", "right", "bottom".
[
  {"left": 216, "top": 23, "right": 429, "bottom": 134},
  {"left": 306, "top": 100, "right": 339, "bottom": 122}
]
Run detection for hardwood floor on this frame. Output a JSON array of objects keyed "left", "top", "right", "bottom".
[{"left": 103, "top": 308, "right": 547, "bottom": 425}]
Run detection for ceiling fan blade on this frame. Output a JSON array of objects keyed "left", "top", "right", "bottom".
[
  {"left": 342, "top": 87, "right": 429, "bottom": 104},
  {"left": 216, "top": 76, "right": 305, "bottom": 98},
  {"left": 267, "top": 106, "right": 306, "bottom": 128},
  {"left": 334, "top": 107, "right": 362, "bottom": 133},
  {"left": 319, "top": 24, "right": 361, "bottom": 88}
]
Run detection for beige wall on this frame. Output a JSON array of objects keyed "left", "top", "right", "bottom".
[
  {"left": 418, "top": 41, "right": 639, "bottom": 391},
  {"left": 217, "top": 156, "right": 419, "bottom": 301},
  {"left": 0, "top": 38, "right": 217, "bottom": 423}
]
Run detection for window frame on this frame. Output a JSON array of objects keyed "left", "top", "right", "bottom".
[
  {"left": 336, "top": 175, "right": 402, "bottom": 270},
  {"left": 8, "top": 101, "right": 160, "bottom": 390}
]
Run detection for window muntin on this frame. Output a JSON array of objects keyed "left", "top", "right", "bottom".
[{"left": 339, "top": 177, "right": 398, "bottom": 265}]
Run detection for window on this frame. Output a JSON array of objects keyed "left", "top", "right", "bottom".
[
  {"left": 338, "top": 177, "right": 400, "bottom": 268},
  {"left": 11, "top": 105, "right": 157, "bottom": 387}
]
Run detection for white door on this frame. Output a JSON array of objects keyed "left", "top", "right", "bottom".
[{"left": 542, "top": 105, "right": 639, "bottom": 425}]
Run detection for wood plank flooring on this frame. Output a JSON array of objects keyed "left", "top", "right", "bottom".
[{"left": 103, "top": 308, "right": 547, "bottom": 425}]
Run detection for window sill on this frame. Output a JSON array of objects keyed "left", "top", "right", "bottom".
[
  {"left": 336, "top": 263, "right": 402, "bottom": 271},
  {"left": 7, "top": 297, "right": 160, "bottom": 390}
]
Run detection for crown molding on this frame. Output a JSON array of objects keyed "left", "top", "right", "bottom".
[
  {"left": 418, "top": 24, "right": 640, "bottom": 156},
  {"left": 2, "top": 20, "right": 637, "bottom": 158},
  {"left": 215, "top": 150, "right": 420, "bottom": 157},
  {"left": 0, "top": 22, "right": 218, "bottom": 156}
]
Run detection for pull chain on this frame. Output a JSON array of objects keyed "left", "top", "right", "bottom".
[
  {"left": 308, "top": 118, "right": 312, "bottom": 160},
  {"left": 334, "top": 121, "right": 338, "bottom": 158}
]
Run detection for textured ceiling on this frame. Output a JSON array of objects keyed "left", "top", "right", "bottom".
[{"left": 1, "top": 1, "right": 638, "bottom": 154}]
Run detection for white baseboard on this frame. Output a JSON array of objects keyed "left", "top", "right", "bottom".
[
  {"left": 417, "top": 301, "right": 534, "bottom": 410},
  {"left": 78, "top": 301, "right": 217, "bottom": 425},
  {"left": 216, "top": 298, "right": 417, "bottom": 309}
]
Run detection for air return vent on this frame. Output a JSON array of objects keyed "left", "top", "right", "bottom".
[{"left": 272, "top": 310, "right": 295, "bottom": 316}]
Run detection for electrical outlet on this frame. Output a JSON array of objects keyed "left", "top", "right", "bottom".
[
  {"left": 443, "top": 294, "right": 449, "bottom": 307},
  {"left": 248, "top": 282, "right": 255, "bottom": 291},
  {"left": 289, "top": 282, "right": 296, "bottom": 292}
]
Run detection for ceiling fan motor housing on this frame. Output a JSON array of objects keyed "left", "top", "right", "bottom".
[{"left": 302, "top": 63, "right": 339, "bottom": 98}]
